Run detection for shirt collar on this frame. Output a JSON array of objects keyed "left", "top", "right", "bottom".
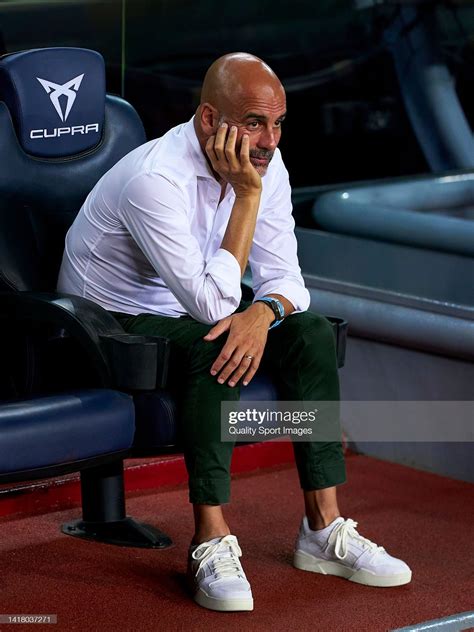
[{"left": 183, "top": 116, "right": 215, "bottom": 179}]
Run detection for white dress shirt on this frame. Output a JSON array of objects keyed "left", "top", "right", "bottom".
[{"left": 57, "top": 118, "right": 310, "bottom": 324}]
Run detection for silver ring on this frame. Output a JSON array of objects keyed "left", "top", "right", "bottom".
[{"left": 244, "top": 355, "right": 254, "bottom": 360}]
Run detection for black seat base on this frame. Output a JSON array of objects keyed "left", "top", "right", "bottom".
[{"left": 62, "top": 516, "right": 173, "bottom": 548}]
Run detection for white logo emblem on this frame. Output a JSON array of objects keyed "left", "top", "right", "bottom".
[{"left": 36, "top": 74, "right": 84, "bottom": 122}]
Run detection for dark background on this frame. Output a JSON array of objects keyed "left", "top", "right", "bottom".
[{"left": 1, "top": 0, "right": 473, "bottom": 187}]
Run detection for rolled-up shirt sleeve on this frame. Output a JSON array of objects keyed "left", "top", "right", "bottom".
[
  {"left": 249, "top": 163, "right": 310, "bottom": 313},
  {"left": 119, "top": 172, "right": 241, "bottom": 324}
]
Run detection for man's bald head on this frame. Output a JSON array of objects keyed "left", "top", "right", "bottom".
[
  {"left": 195, "top": 52, "right": 287, "bottom": 175},
  {"left": 200, "top": 52, "right": 284, "bottom": 112}
]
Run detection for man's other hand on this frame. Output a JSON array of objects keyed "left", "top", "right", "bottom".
[{"left": 203, "top": 302, "right": 274, "bottom": 386}]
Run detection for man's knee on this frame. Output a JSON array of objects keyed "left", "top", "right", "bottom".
[
  {"left": 280, "top": 312, "right": 338, "bottom": 369},
  {"left": 284, "top": 311, "right": 335, "bottom": 345}
]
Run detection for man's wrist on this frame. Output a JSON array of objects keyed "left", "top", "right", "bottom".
[
  {"left": 252, "top": 300, "right": 275, "bottom": 325},
  {"left": 255, "top": 296, "right": 286, "bottom": 329},
  {"left": 234, "top": 188, "right": 262, "bottom": 202}
]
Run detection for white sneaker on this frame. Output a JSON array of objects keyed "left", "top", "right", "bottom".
[
  {"left": 294, "top": 516, "right": 412, "bottom": 587},
  {"left": 188, "top": 535, "right": 254, "bottom": 611}
]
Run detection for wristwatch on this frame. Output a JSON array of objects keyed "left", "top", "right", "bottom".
[{"left": 255, "top": 296, "right": 285, "bottom": 329}]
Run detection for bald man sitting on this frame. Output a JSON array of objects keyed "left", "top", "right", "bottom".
[{"left": 58, "top": 53, "right": 411, "bottom": 612}]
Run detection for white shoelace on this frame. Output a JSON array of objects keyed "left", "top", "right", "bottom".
[
  {"left": 326, "top": 519, "right": 385, "bottom": 560},
  {"left": 191, "top": 535, "right": 244, "bottom": 581}
]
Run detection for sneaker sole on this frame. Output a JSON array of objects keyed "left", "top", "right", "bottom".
[
  {"left": 194, "top": 587, "right": 254, "bottom": 612},
  {"left": 293, "top": 550, "right": 412, "bottom": 587}
]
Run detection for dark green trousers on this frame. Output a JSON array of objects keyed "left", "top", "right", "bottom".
[{"left": 112, "top": 302, "right": 346, "bottom": 504}]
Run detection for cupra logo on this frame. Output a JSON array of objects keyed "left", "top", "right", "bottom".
[
  {"left": 30, "top": 72, "right": 99, "bottom": 140},
  {"left": 36, "top": 74, "right": 84, "bottom": 122}
]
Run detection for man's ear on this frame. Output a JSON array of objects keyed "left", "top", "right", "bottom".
[{"left": 200, "top": 103, "right": 219, "bottom": 135}]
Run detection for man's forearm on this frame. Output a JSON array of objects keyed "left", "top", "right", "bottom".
[{"left": 221, "top": 192, "right": 261, "bottom": 276}]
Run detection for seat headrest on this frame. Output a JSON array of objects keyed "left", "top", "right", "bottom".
[{"left": 0, "top": 47, "right": 105, "bottom": 158}]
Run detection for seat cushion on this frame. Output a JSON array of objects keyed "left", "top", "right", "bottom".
[
  {"left": 133, "top": 388, "right": 178, "bottom": 448},
  {"left": 133, "top": 372, "right": 280, "bottom": 450},
  {"left": 240, "top": 372, "right": 280, "bottom": 402},
  {"left": 0, "top": 390, "right": 134, "bottom": 474}
]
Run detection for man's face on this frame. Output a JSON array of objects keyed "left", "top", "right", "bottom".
[{"left": 219, "top": 87, "right": 286, "bottom": 176}]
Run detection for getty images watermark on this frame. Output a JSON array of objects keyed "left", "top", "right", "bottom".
[
  {"left": 221, "top": 401, "right": 474, "bottom": 443},
  {"left": 226, "top": 406, "right": 320, "bottom": 438},
  {"left": 221, "top": 401, "right": 341, "bottom": 442}
]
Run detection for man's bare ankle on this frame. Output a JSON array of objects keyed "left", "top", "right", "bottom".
[
  {"left": 191, "top": 528, "right": 231, "bottom": 546},
  {"left": 307, "top": 513, "right": 340, "bottom": 531}
]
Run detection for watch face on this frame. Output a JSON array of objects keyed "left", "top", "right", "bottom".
[
  {"left": 269, "top": 300, "right": 280, "bottom": 319},
  {"left": 270, "top": 299, "right": 284, "bottom": 319}
]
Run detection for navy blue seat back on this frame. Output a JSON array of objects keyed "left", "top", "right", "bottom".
[
  {"left": 0, "top": 47, "right": 146, "bottom": 292},
  {"left": 0, "top": 47, "right": 105, "bottom": 158}
]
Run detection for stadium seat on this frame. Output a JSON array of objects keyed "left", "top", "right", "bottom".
[
  {"left": 0, "top": 46, "right": 172, "bottom": 444},
  {"left": 0, "top": 388, "right": 163, "bottom": 547}
]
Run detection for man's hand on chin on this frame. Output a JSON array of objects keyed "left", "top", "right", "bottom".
[{"left": 203, "top": 302, "right": 275, "bottom": 387}]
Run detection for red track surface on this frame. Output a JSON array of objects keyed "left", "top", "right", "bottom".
[{"left": 0, "top": 453, "right": 473, "bottom": 632}]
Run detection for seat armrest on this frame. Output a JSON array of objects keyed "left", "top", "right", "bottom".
[
  {"left": 0, "top": 291, "right": 170, "bottom": 389},
  {"left": 325, "top": 316, "right": 348, "bottom": 368},
  {"left": 99, "top": 333, "right": 169, "bottom": 389}
]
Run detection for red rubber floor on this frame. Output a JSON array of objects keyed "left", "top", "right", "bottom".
[{"left": 0, "top": 454, "right": 472, "bottom": 632}]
